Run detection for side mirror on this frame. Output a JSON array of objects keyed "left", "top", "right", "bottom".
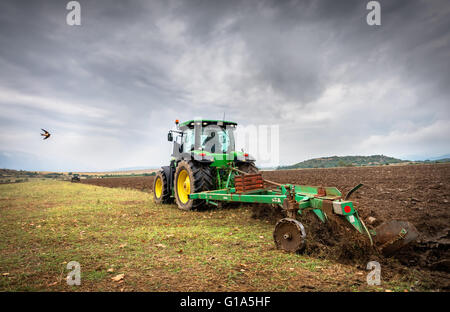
[{"left": 168, "top": 132, "right": 173, "bottom": 141}]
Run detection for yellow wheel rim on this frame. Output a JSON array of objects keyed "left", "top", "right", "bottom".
[
  {"left": 154, "top": 177, "right": 162, "bottom": 198},
  {"left": 177, "top": 169, "right": 191, "bottom": 204}
]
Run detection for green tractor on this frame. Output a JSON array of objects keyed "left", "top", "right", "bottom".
[
  {"left": 153, "top": 119, "right": 258, "bottom": 210},
  {"left": 153, "top": 119, "right": 419, "bottom": 255}
]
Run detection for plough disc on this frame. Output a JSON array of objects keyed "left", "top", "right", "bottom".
[
  {"left": 374, "top": 220, "right": 419, "bottom": 256},
  {"left": 273, "top": 218, "right": 307, "bottom": 252}
]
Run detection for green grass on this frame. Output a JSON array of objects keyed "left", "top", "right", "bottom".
[{"left": 0, "top": 181, "right": 412, "bottom": 292}]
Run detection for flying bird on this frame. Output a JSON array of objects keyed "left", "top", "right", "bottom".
[{"left": 41, "top": 129, "right": 51, "bottom": 140}]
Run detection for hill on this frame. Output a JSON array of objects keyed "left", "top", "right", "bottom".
[
  {"left": 427, "top": 154, "right": 450, "bottom": 161},
  {"left": 278, "top": 155, "right": 406, "bottom": 169},
  {"left": 422, "top": 157, "right": 450, "bottom": 164}
]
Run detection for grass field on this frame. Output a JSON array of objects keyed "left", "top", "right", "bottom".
[{"left": 0, "top": 181, "right": 420, "bottom": 292}]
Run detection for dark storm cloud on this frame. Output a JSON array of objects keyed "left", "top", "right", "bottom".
[
  {"left": 179, "top": 0, "right": 449, "bottom": 104},
  {"left": 165, "top": 0, "right": 449, "bottom": 132},
  {"left": 0, "top": 0, "right": 449, "bottom": 170}
]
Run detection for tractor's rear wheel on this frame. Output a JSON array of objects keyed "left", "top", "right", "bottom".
[
  {"left": 237, "top": 162, "right": 259, "bottom": 174},
  {"left": 153, "top": 170, "right": 171, "bottom": 204},
  {"left": 174, "top": 160, "right": 214, "bottom": 210}
]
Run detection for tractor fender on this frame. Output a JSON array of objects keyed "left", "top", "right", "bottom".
[
  {"left": 180, "top": 152, "right": 194, "bottom": 161},
  {"left": 235, "top": 160, "right": 256, "bottom": 166}
]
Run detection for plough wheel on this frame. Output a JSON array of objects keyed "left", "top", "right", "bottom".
[{"left": 273, "top": 218, "right": 307, "bottom": 253}]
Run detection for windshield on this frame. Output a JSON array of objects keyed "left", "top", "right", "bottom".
[
  {"left": 182, "top": 128, "right": 194, "bottom": 153},
  {"left": 200, "top": 126, "right": 235, "bottom": 153}
]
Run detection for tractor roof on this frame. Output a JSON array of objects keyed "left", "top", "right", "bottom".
[{"left": 179, "top": 120, "right": 237, "bottom": 128}]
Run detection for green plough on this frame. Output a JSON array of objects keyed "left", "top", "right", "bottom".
[{"left": 189, "top": 166, "right": 418, "bottom": 256}]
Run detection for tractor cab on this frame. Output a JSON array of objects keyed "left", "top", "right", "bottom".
[{"left": 168, "top": 119, "right": 250, "bottom": 165}]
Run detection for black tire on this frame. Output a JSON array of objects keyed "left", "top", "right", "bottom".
[
  {"left": 174, "top": 160, "right": 214, "bottom": 210},
  {"left": 237, "top": 162, "right": 259, "bottom": 174},
  {"left": 153, "top": 170, "right": 172, "bottom": 204}
]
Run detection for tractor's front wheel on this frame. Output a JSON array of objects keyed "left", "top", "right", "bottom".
[
  {"left": 174, "top": 160, "right": 214, "bottom": 210},
  {"left": 153, "top": 171, "right": 171, "bottom": 204}
]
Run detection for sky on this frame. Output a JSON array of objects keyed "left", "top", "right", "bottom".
[{"left": 0, "top": 0, "right": 449, "bottom": 171}]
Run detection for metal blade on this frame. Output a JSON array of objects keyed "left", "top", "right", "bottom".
[
  {"left": 344, "top": 183, "right": 363, "bottom": 200},
  {"left": 374, "top": 220, "right": 419, "bottom": 256}
]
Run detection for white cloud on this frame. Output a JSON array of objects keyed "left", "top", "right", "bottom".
[
  {"left": 0, "top": 87, "right": 112, "bottom": 120},
  {"left": 360, "top": 119, "right": 450, "bottom": 158}
]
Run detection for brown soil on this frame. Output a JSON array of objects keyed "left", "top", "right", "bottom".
[{"left": 81, "top": 176, "right": 155, "bottom": 192}]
